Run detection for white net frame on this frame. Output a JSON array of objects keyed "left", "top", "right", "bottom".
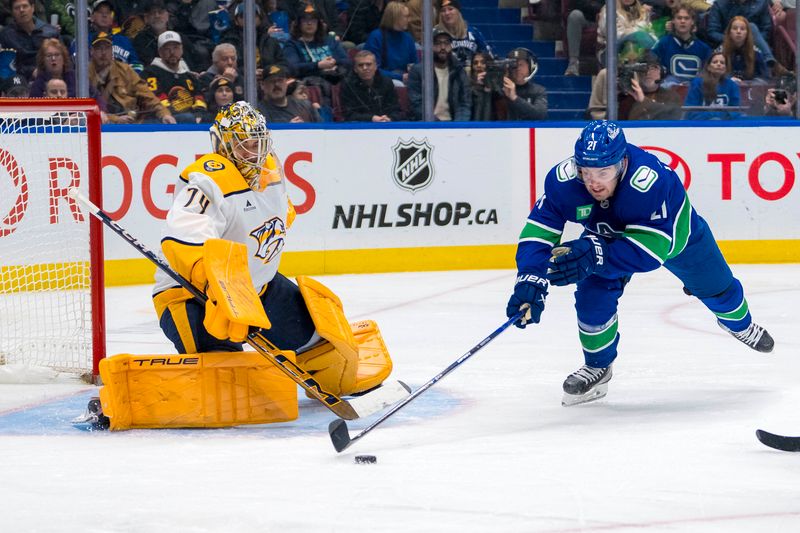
[{"left": 0, "top": 100, "right": 105, "bottom": 382}]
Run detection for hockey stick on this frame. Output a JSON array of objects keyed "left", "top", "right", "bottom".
[
  {"left": 328, "top": 309, "right": 526, "bottom": 452},
  {"left": 68, "top": 188, "right": 409, "bottom": 420},
  {"left": 756, "top": 429, "right": 800, "bottom": 452}
]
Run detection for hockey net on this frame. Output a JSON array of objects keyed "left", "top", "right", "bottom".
[{"left": 0, "top": 99, "right": 105, "bottom": 382}]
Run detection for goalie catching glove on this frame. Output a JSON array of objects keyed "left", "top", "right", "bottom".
[
  {"left": 547, "top": 235, "right": 607, "bottom": 286},
  {"left": 201, "top": 239, "right": 271, "bottom": 341}
]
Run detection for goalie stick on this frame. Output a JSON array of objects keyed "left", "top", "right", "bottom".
[
  {"left": 756, "top": 429, "right": 800, "bottom": 452},
  {"left": 68, "top": 188, "right": 410, "bottom": 421},
  {"left": 329, "top": 309, "right": 525, "bottom": 452}
]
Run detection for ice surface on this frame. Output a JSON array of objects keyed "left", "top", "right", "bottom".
[{"left": 1, "top": 266, "right": 799, "bottom": 532}]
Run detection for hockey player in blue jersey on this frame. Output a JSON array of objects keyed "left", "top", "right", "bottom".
[{"left": 506, "top": 120, "right": 774, "bottom": 406}]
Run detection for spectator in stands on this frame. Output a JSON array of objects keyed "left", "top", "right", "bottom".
[
  {"left": 500, "top": 48, "right": 547, "bottom": 121},
  {"left": 198, "top": 43, "right": 245, "bottom": 100},
  {"left": 364, "top": 1, "right": 417, "bottom": 86},
  {"left": 44, "top": 76, "right": 67, "bottom": 97},
  {"left": 142, "top": 31, "right": 206, "bottom": 123},
  {"left": 344, "top": 0, "right": 384, "bottom": 46},
  {"left": 651, "top": 5, "right": 712, "bottom": 87},
  {"left": 257, "top": 63, "right": 322, "bottom": 122},
  {"left": 683, "top": 51, "right": 742, "bottom": 119},
  {"left": 340, "top": 49, "right": 402, "bottom": 122},
  {"left": 166, "top": 0, "right": 216, "bottom": 68},
  {"left": 0, "top": 73, "right": 29, "bottom": 96},
  {"left": 0, "top": 0, "right": 59, "bottom": 80},
  {"left": 406, "top": 0, "right": 434, "bottom": 45},
  {"left": 264, "top": 0, "right": 290, "bottom": 44},
  {"left": 29, "top": 37, "right": 75, "bottom": 97},
  {"left": 564, "top": 0, "right": 603, "bottom": 76},
  {"left": 284, "top": 5, "right": 351, "bottom": 83},
  {"left": 763, "top": 73, "right": 797, "bottom": 116},
  {"left": 202, "top": 75, "right": 234, "bottom": 121},
  {"left": 407, "top": 28, "right": 471, "bottom": 121},
  {"left": 133, "top": 0, "right": 179, "bottom": 69},
  {"left": 706, "top": 0, "right": 776, "bottom": 69},
  {"left": 88, "top": 0, "right": 144, "bottom": 73},
  {"left": 720, "top": 15, "right": 770, "bottom": 82},
  {"left": 624, "top": 50, "right": 683, "bottom": 119},
  {"left": 285, "top": 0, "right": 342, "bottom": 36},
  {"left": 470, "top": 51, "right": 494, "bottom": 121},
  {"left": 89, "top": 32, "right": 176, "bottom": 124},
  {"left": 220, "top": 2, "right": 286, "bottom": 76},
  {"left": 435, "top": 0, "right": 493, "bottom": 68},
  {"left": 597, "top": 0, "right": 655, "bottom": 62}
]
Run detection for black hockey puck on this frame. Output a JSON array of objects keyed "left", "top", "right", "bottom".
[{"left": 354, "top": 455, "right": 377, "bottom": 464}]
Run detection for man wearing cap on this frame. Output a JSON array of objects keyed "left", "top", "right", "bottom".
[
  {"left": 407, "top": 28, "right": 471, "bottom": 121},
  {"left": 257, "top": 64, "right": 321, "bottom": 123},
  {"left": 88, "top": 0, "right": 143, "bottom": 73},
  {"left": 89, "top": 32, "right": 176, "bottom": 124},
  {"left": 0, "top": 0, "right": 60, "bottom": 80},
  {"left": 0, "top": 73, "right": 30, "bottom": 97},
  {"left": 142, "top": 31, "right": 206, "bottom": 123},
  {"left": 133, "top": 0, "right": 196, "bottom": 68},
  {"left": 220, "top": 2, "right": 286, "bottom": 76}
]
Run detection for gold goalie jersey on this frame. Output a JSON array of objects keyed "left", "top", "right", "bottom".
[{"left": 152, "top": 151, "right": 295, "bottom": 306}]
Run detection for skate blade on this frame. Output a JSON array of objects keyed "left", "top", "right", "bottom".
[{"left": 562, "top": 383, "right": 609, "bottom": 407}]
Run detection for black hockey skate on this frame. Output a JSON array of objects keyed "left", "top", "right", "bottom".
[
  {"left": 562, "top": 364, "right": 613, "bottom": 406},
  {"left": 71, "top": 397, "right": 110, "bottom": 430},
  {"left": 718, "top": 321, "right": 774, "bottom": 353}
]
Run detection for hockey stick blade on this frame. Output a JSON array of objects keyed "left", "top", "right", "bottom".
[
  {"left": 67, "top": 187, "right": 407, "bottom": 421},
  {"left": 756, "top": 429, "right": 800, "bottom": 452},
  {"left": 327, "top": 311, "right": 524, "bottom": 452}
]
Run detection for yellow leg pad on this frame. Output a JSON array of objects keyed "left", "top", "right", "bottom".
[
  {"left": 296, "top": 275, "right": 359, "bottom": 395},
  {"left": 296, "top": 320, "right": 393, "bottom": 396},
  {"left": 98, "top": 352, "right": 298, "bottom": 430}
]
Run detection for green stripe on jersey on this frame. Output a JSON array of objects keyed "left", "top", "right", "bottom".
[
  {"left": 624, "top": 225, "right": 672, "bottom": 264},
  {"left": 579, "top": 318, "right": 619, "bottom": 353},
  {"left": 666, "top": 194, "right": 692, "bottom": 260},
  {"left": 716, "top": 298, "right": 750, "bottom": 321},
  {"left": 519, "top": 220, "right": 562, "bottom": 246}
]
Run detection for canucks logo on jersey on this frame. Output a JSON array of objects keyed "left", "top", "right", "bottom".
[{"left": 249, "top": 217, "right": 286, "bottom": 263}]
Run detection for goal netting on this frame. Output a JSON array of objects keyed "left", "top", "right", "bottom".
[{"left": 0, "top": 100, "right": 105, "bottom": 382}]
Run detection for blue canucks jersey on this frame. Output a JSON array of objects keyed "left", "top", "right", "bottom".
[{"left": 516, "top": 144, "right": 705, "bottom": 279}]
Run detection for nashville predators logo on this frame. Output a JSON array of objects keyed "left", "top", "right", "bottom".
[{"left": 249, "top": 217, "right": 286, "bottom": 263}]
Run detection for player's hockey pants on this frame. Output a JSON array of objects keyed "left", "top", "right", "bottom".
[
  {"left": 160, "top": 273, "right": 317, "bottom": 354},
  {"left": 574, "top": 221, "right": 750, "bottom": 368}
]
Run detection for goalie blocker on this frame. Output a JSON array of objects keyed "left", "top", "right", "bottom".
[{"left": 97, "top": 240, "right": 395, "bottom": 430}]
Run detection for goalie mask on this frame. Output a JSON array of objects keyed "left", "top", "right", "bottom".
[{"left": 210, "top": 102, "right": 274, "bottom": 191}]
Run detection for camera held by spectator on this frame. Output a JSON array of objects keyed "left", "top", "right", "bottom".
[
  {"left": 484, "top": 57, "right": 516, "bottom": 93},
  {"left": 764, "top": 74, "right": 797, "bottom": 117},
  {"left": 618, "top": 61, "right": 651, "bottom": 94}
]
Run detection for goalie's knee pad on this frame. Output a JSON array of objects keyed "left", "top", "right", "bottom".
[{"left": 295, "top": 276, "right": 393, "bottom": 396}]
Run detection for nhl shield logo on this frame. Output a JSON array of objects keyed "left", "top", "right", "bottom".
[{"left": 392, "top": 138, "right": 434, "bottom": 192}]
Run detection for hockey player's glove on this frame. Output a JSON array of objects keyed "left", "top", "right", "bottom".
[
  {"left": 506, "top": 273, "right": 548, "bottom": 329},
  {"left": 547, "top": 235, "right": 607, "bottom": 286}
]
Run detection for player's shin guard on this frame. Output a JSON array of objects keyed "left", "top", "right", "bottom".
[
  {"left": 704, "top": 279, "right": 751, "bottom": 332},
  {"left": 578, "top": 315, "right": 620, "bottom": 369},
  {"left": 96, "top": 352, "right": 298, "bottom": 430}
]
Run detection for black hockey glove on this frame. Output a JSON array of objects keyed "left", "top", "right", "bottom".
[
  {"left": 506, "top": 273, "right": 548, "bottom": 329},
  {"left": 547, "top": 235, "right": 607, "bottom": 286}
]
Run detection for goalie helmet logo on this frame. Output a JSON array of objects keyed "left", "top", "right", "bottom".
[
  {"left": 391, "top": 138, "right": 434, "bottom": 192},
  {"left": 249, "top": 216, "right": 286, "bottom": 263}
]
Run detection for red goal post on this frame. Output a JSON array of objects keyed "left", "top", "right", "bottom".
[{"left": 0, "top": 98, "right": 106, "bottom": 381}]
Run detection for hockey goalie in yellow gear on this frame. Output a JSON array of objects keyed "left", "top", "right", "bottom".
[{"left": 94, "top": 102, "right": 395, "bottom": 430}]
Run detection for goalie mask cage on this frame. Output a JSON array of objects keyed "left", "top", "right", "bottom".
[{"left": 0, "top": 99, "right": 106, "bottom": 382}]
